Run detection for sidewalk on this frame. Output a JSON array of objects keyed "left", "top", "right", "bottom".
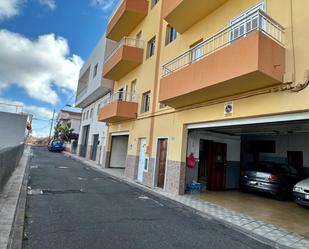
[
  {"left": 64, "top": 151, "right": 309, "bottom": 249},
  {"left": 0, "top": 146, "right": 31, "bottom": 249}
]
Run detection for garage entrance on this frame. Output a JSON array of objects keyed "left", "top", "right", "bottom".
[
  {"left": 186, "top": 113, "right": 309, "bottom": 191},
  {"left": 185, "top": 112, "right": 309, "bottom": 236},
  {"left": 109, "top": 134, "right": 129, "bottom": 169}
]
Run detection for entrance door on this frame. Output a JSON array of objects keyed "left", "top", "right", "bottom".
[
  {"left": 80, "top": 125, "right": 89, "bottom": 158},
  {"left": 109, "top": 135, "right": 129, "bottom": 168},
  {"left": 91, "top": 134, "right": 99, "bottom": 161},
  {"left": 137, "top": 138, "right": 147, "bottom": 182},
  {"left": 157, "top": 139, "right": 168, "bottom": 188},
  {"left": 199, "top": 141, "right": 227, "bottom": 191},
  {"left": 288, "top": 151, "right": 303, "bottom": 174}
]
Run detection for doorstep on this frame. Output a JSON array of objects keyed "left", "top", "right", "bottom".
[{"left": 63, "top": 151, "right": 309, "bottom": 249}]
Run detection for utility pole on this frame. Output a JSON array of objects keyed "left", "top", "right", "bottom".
[{"left": 48, "top": 108, "right": 56, "bottom": 142}]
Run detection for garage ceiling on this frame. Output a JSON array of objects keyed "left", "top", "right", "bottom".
[{"left": 203, "top": 120, "right": 309, "bottom": 136}]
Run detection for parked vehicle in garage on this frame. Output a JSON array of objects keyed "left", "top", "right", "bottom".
[
  {"left": 48, "top": 140, "right": 64, "bottom": 152},
  {"left": 240, "top": 162, "right": 300, "bottom": 200},
  {"left": 293, "top": 178, "right": 309, "bottom": 207}
]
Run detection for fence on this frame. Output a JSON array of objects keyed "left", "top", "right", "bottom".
[
  {"left": 0, "top": 144, "right": 24, "bottom": 190},
  {"left": 162, "top": 9, "right": 285, "bottom": 77}
]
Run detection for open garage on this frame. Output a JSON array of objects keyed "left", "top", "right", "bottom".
[{"left": 185, "top": 112, "right": 309, "bottom": 236}]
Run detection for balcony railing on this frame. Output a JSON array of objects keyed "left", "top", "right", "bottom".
[
  {"left": 162, "top": 9, "right": 285, "bottom": 77},
  {"left": 104, "top": 37, "right": 144, "bottom": 63},
  {"left": 76, "top": 86, "right": 88, "bottom": 102},
  {"left": 99, "top": 90, "right": 138, "bottom": 109}
]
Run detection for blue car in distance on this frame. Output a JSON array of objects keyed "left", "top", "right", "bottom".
[{"left": 48, "top": 140, "right": 64, "bottom": 152}]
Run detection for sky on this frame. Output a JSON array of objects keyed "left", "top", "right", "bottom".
[{"left": 0, "top": 0, "right": 119, "bottom": 137}]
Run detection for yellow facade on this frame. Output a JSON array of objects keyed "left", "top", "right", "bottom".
[{"left": 103, "top": 0, "right": 309, "bottom": 194}]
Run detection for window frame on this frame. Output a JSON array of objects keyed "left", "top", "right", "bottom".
[
  {"left": 141, "top": 91, "right": 151, "bottom": 113},
  {"left": 165, "top": 25, "right": 177, "bottom": 45},
  {"left": 93, "top": 63, "right": 98, "bottom": 78},
  {"left": 146, "top": 37, "right": 156, "bottom": 59}
]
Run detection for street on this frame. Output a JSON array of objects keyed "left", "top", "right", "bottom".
[{"left": 23, "top": 147, "right": 273, "bottom": 249}]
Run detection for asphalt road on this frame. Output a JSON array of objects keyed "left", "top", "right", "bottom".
[{"left": 23, "top": 147, "right": 273, "bottom": 249}]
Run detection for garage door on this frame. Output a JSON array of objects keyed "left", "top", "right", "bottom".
[{"left": 110, "top": 135, "right": 129, "bottom": 168}]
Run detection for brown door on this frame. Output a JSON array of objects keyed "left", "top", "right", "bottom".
[
  {"left": 198, "top": 140, "right": 212, "bottom": 184},
  {"left": 288, "top": 151, "right": 303, "bottom": 174},
  {"left": 207, "top": 142, "right": 227, "bottom": 191},
  {"left": 157, "top": 139, "right": 168, "bottom": 188}
]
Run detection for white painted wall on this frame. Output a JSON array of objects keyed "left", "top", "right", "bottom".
[
  {"left": 186, "top": 130, "right": 241, "bottom": 189},
  {"left": 78, "top": 94, "right": 110, "bottom": 164},
  {"left": 245, "top": 134, "right": 309, "bottom": 172},
  {"left": 0, "top": 111, "right": 27, "bottom": 148},
  {"left": 76, "top": 35, "right": 115, "bottom": 107}
]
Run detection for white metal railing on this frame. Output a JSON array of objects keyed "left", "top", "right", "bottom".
[
  {"left": 76, "top": 86, "right": 88, "bottom": 102},
  {"left": 162, "top": 9, "right": 285, "bottom": 77},
  {"left": 104, "top": 37, "right": 144, "bottom": 63},
  {"left": 0, "top": 102, "right": 24, "bottom": 113},
  {"left": 99, "top": 90, "right": 138, "bottom": 109}
]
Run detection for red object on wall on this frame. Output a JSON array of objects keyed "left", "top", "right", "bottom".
[{"left": 186, "top": 153, "right": 196, "bottom": 168}]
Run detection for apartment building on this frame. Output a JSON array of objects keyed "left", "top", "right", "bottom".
[
  {"left": 76, "top": 35, "right": 114, "bottom": 164},
  {"left": 57, "top": 109, "right": 82, "bottom": 135},
  {"left": 98, "top": 0, "right": 309, "bottom": 195}
]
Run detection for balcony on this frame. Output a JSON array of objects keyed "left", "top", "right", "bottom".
[
  {"left": 103, "top": 37, "right": 144, "bottom": 81},
  {"left": 163, "top": 0, "right": 228, "bottom": 33},
  {"left": 159, "top": 10, "right": 286, "bottom": 109},
  {"left": 98, "top": 91, "right": 138, "bottom": 123},
  {"left": 106, "top": 0, "right": 148, "bottom": 41}
]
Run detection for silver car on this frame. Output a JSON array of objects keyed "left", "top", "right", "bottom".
[{"left": 293, "top": 178, "right": 309, "bottom": 207}]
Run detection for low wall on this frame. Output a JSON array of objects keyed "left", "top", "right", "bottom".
[{"left": 0, "top": 144, "right": 24, "bottom": 190}]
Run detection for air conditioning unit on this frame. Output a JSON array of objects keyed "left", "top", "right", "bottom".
[{"left": 224, "top": 101, "right": 233, "bottom": 116}]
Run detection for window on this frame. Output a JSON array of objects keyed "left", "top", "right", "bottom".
[
  {"left": 82, "top": 112, "right": 86, "bottom": 120},
  {"left": 93, "top": 63, "right": 98, "bottom": 78},
  {"left": 166, "top": 25, "right": 177, "bottom": 45},
  {"left": 90, "top": 108, "right": 93, "bottom": 119},
  {"left": 67, "top": 122, "right": 71, "bottom": 129},
  {"left": 86, "top": 110, "right": 89, "bottom": 120},
  {"left": 131, "top": 80, "right": 137, "bottom": 101},
  {"left": 141, "top": 91, "right": 150, "bottom": 113},
  {"left": 190, "top": 39, "right": 204, "bottom": 62},
  {"left": 146, "top": 37, "right": 156, "bottom": 58},
  {"left": 151, "top": 0, "right": 159, "bottom": 8}
]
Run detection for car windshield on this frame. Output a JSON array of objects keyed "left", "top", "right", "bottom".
[
  {"left": 246, "top": 162, "right": 295, "bottom": 174},
  {"left": 52, "top": 140, "right": 62, "bottom": 146}
]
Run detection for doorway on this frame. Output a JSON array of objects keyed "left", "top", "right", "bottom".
[
  {"left": 80, "top": 125, "right": 89, "bottom": 158},
  {"left": 91, "top": 134, "right": 99, "bottom": 161},
  {"left": 288, "top": 151, "right": 303, "bottom": 174},
  {"left": 156, "top": 138, "right": 168, "bottom": 189},
  {"left": 137, "top": 138, "right": 147, "bottom": 182},
  {"left": 199, "top": 140, "right": 227, "bottom": 191}
]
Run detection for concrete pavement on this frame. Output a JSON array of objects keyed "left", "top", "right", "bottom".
[{"left": 23, "top": 147, "right": 273, "bottom": 249}]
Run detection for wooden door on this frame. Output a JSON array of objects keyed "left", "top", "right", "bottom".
[
  {"left": 198, "top": 140, "right": 212, "bottom": 184},
  {"left": 157, "top": 139, "right": 168, "bottom": 188},
  {"left": 207, "top": 142, "right": 227, "bottom": 191},
  {"left": 288, "top": 151, "right": 303, "bottom": 174}
]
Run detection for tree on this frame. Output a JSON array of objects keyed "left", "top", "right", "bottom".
[{"left": 53, "top": 123, "right": 75, "bottom": 142}]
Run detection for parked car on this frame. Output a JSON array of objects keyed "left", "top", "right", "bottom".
[
  {"left": 293, "top": 178, "right": 309, "bottom": 207},
  {"left": 48, "top": 140, "right": 64, "bottom": 152},
  {"left": 240, "top": 161, "right": 301, "bottom": 200}
]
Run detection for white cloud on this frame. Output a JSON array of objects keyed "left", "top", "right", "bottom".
[
  {"left": 0, "top": 98, "right": 53, "bottom": 119},
  {"left": 38, "top": 0, "right": 56, "bottom": 10},
  {"left": 0, "top": 0, "right": 21, "bottom": 20},
  {"left": 91, "top": 0, "right": 117, "bottom": 12},
  {"left": 0, "top": 29, "right": 84, "bottom": 104}
]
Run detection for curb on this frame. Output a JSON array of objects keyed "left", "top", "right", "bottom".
[
  {"left": 7, "top": 147, "right": 32, "bottom": 249},
  {"left": 63, "top": 152, "right": 293, "bottom": 249}
]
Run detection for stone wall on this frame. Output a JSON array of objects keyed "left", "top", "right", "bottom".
[
  {"left": 165, "top": 160, "right": 186, "bottom": 195},
  {"left": 125, "top": 155, "right": 139, "bottom": 180}
]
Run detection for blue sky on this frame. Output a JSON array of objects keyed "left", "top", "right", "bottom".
[{"left": 0, "top": 0, "right": 119, "bottom": 137}]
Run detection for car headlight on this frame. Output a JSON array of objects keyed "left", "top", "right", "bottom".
[{"left": 293, "top": 186, "right": 304, "bottom": 193}]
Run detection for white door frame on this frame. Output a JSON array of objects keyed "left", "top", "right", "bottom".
[{"left": 152, "top": 137, "right": 169, "bottom": 190}]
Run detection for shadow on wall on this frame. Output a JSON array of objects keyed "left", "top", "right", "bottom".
[{"left": 0, "top": 144, "right": 24, "bottom": 191}]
